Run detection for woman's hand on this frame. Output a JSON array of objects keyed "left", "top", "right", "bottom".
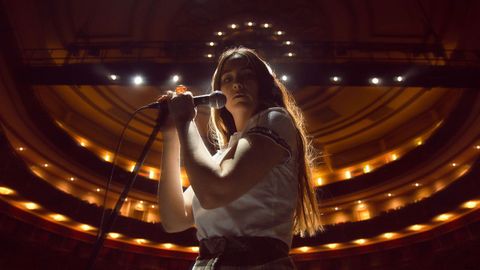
[
  {"left": 157, "top": 91, "right": 176, "bottom": 136},
  {"left": 168, "top": 91, "right": 196, "bottom": 129}
]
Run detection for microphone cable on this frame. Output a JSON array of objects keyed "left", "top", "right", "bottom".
[{"left": 94, "top": 104, "right": 157, "bottom": 241}]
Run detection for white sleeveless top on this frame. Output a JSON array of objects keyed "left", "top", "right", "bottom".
[{"left": 189, "top": 107, "right": 299, "bottom": 247}]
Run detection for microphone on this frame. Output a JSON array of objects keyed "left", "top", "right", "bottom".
[{"left": 143, "top": 91, "right": 226, "bottom": 110}]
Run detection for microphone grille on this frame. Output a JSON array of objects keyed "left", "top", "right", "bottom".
[{"left": 209, "top": 91, "right": 226, "bottom": 109}]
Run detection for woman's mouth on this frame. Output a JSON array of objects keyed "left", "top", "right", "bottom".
[{"left": 233, "top": 93, "right": 246, "bottom": 99}]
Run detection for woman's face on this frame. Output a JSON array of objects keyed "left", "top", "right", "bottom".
[{"left": 219, "top": 54, "right": 260, "bottom": 117}]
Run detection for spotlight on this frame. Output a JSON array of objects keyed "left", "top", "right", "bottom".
[
  {"left": 394, "top": 76, "right": 404, "bottom": 82},
  {"left": 330, "top": 76, "right": 341, "bottom": 83},
  {"left": 286, "top": 52, "right": 295, "bottom": 57},
  {"left": 206, "top": 42, "right": 216, "bottom": 47},
  {"left": 262, "top": 23, "right": 271, "bottom": 28},
  {"left": 109, "top": 74, "right": 118, "bottom": 80},
  {"left": 205, "top": 54, "right": 214, "bottom": 58},
  {"left": 281, "top": 75, "right": 288, "bottom": 82},
  {"left": 172, "top": 75, "right": 180, "bottom": 83},
  {"left": 283, "top": 41, "right": 293, "bottom": 45},
  {"left": 246, "top": 21, "right": 255, "bottom": 27},
  {"left": 275, "top": 31, "right": 284, "bottom": 35},
  {"left": 229, "top": 24, "right": 238, "bottom": 29},
  {"left": 215, "top": 31, "right": 224, "bottom": 36},
  {"left": 133, "top": 75, "right": 144, "bottom": 85},
  {"left": 369, "top": 77, "right": 381, "bottom": 85}
]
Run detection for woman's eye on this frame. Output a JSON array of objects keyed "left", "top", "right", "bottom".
[{"left": 222, "top": 76, "right": 232, "bottom": 83}]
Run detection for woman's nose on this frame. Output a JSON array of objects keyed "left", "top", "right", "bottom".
[{"left": 232, "top": 82, "right": 243, "bottom": 90}]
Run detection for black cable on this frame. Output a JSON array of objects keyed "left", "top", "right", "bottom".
[{"left": 95, "top": 104, "right": 154, "bottom": 240}]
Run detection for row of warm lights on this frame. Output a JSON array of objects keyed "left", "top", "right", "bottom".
[
  {"left": 107, "top": 74, "right": 181, "bottom": 85},
  {"left": 212, "top": 21, "right": 287, "bottom": 36},
  {"left": 293, "top": 201, "right": 480, "bottom": 253},
  {"left": 1, "top": 185, "right": 479, "bottom": 254},
  {"left": 315, "top": 136, "right": 475, "bottom": 186},
  {"left": 324, "top": 170, "right": 463, "bottom": 215},
  {"left": 331, "top": 75, "right": 405, "bottom": 84},
  {"left": 2, "top": 190, "right": 194, "bottom": 251},
  {"left": 109, "top": 72, "right": 291, "bottom": 83},
  {"left": 320, "top": 158, "right": 472, "bottom": 215},
  {"left": 15, "top": 146, "right": 161, "bottom": 207},
  {"left": 72, "top": 138, "right": 160, "bottom": 180},
  {"left": 16, "top": 136, "right": 479, "bottom": 194}
]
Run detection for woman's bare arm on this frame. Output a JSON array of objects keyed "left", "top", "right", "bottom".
[
  {"left": 157, "top": 129, "right": 194, "bottom": 233},
  {"left": 177, "top": 120, "right": 287, "bottom": 209}
]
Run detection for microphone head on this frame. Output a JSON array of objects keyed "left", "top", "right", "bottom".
[{"left": 209, "top": 91, "right": 227, "bottom": 109}]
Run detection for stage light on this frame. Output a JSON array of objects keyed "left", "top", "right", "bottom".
[
  {"left": 391, "top": 154, "right": 398, "bottom": 161},
  {"left": 435, "top": 213, "right": 452, "bottom": 221},
  {"left": 80, "top": 224, "right": 94, "bottom": 231},
  {"left": 369, "top": 77, "right": 381, "bottom": 85},
  {"left": 330, "top": 76, "right": 341, "bottom": 82},
  {"left": 326, "top": 243, "right": 338, "bottom": 249},
  {"left": 51, "top": 214, "right": 67, "bottom": 222},
  {"left": 281, "top": 75, "right": 288, "bottom": 81},
  {"left": 17, "top": 147, "right": 25, "bottom": 151},
  {"left": 363, "top": 165, "right": 371, "bottom": 173},
  {"left": 463, "top": 201, "right": 479, "bottom": 209},
  {"left": 316, "top": 177, "right": 323, "bottom": 186},
  {"left": 262, "top": 23, "right": 271, "bottom": 28},
  {"left": 191, "top": 246, "right": 199, "bottom": 252},
  {"left": 215, "top": 31, "right": 224, "bottom": 36},
  {"left": 451, "top": 163, "right": 457, "bottom": 167},
  {"left": 229, "top": 24, "right": 238, "bottom": 29},
  {"left": 394, "top": 76, "right": 404, "bottom": 82},
  {"left": 109, "top": 74, "right": 118, "bottom": 80},
  {"left": 414, "top": 183, "right": 420, "bottom": 187},
  {"left": 383, "top": 232, "right": 395, "bottom": 239},
  {"left": 409, "top": 224, "right": 424, "bottom": 231},
  {"left": 275, "top": 31, "right": 284, "bottom": 35},
  {"left": 475, "top": 145, "right": 480, "bottom": 150},
  {"left": 69, "top": 177, "right": 75, "bottom": 181},
  {"left": 299, "top": 246, "right": 310, "bottom": 252},
  {"left": 354, "top": 239, "right": 366, "bottom": 245},
  {"left": 135, "top": 238, "right": 147, "bottom": 244},
  {"left": 163, "top": 243, "right": 173, "bottom": 249},
  {"left": 96, "top": 188, "right": 101, "bottom": 192},
  {"left": 172, "top": 74, "right": 180, "bottom": 83},
  {"left": 246, "top": 21, "right": 255, "bottom": 27},
  {"left": 206, "top": 42, "right": 216, "bottom": 46},
  {"left": 0, "top": 187, "right": 14, "bottom": 195},
  {"left": 344, "top": 171, "right": 352, "bottom": 179},
  {"left": 108, "top": 232, "right": 121, "bottom": 239},
  {"left": 24, "top": 202, "right": 39, "bottom": 210},
  {"left": 286, "top": 52, "right": 295, "bottom": 57},
  {"left": 283, "top": 41, "right": 293, "bottom": 45},
  {"left": 133, "top": 75, "right": 144, "bottom": 85},
  {"left": 205, "top": 54, "right": 214, "bottom": 58}
]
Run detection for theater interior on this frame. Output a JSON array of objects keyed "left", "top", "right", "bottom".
[{"left": 1, "top": 0, "right": 479, "bottom": 269}]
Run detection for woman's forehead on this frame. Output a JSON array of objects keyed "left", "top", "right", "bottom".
[{"left": 221, "top": 54, "right": 251, "bottom": 73}]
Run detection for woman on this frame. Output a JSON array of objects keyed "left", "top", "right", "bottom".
[{"left": 157, "top": 47, "right": 322, "bottom": 269}]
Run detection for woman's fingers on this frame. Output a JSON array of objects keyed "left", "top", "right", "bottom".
[{"left": 168, "top": 91, "right": 196, "bottom": 123}]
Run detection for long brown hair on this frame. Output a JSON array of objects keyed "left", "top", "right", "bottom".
[{"left": 208, "top": 47, "right": 323, "bottom": 236}]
